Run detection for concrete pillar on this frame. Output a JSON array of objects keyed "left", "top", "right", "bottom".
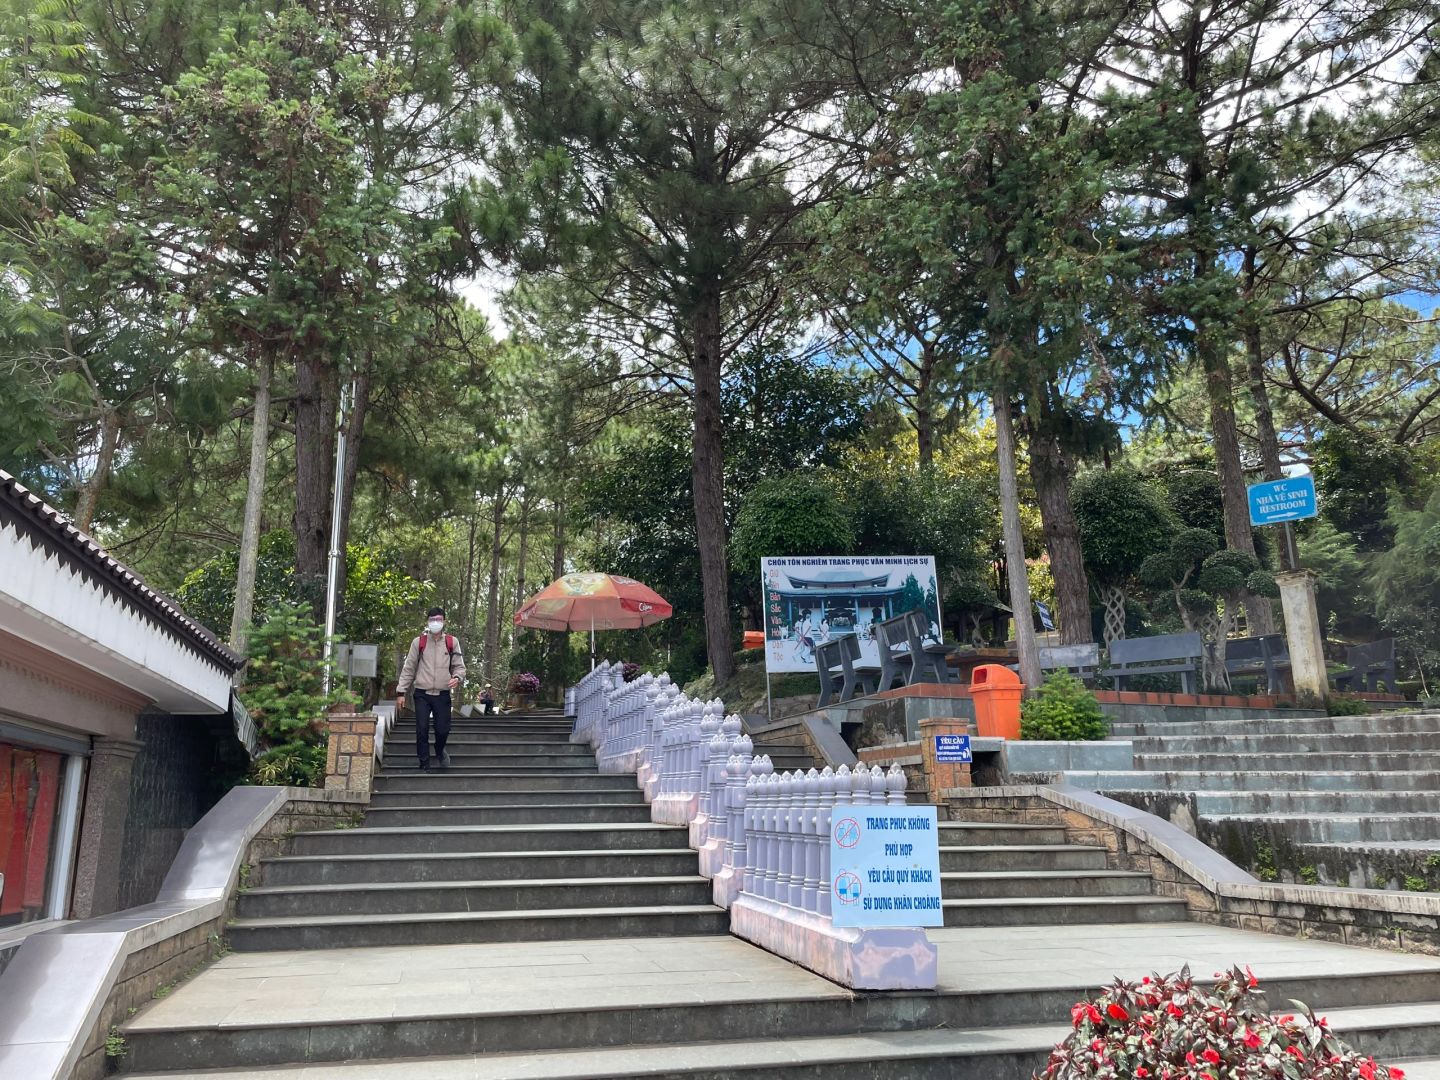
[
  {"left": 70, "top": 736, "right": 142, "bottom": 919},
  {"left": 1276, "top": 570, "right": 1329, "bottom": 707},
  {"left": 323, "top": 713, "right": 376, "bottom": 797},
  {"left": 918, "top": 716, "right": 973, "bottom": 809}
]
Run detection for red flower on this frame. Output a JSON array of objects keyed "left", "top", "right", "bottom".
[
  {"left": 1167, "top": 1003, "right": 1185, "bottom": 1018},
  {"left": 1286, "top": 1046, "right": 1306, "bottom": 1061},
  {"left": 1359, "top": 1061, "right": 1377, "bottom": 1080},
  {"left": 1107, "top": 1003, "right": 1129, "bottom": 1021},
  {"left": 1391, "top": 1068, "right": 1407, "bottom": 1079},
  {"left": 1245, "top": 965, "right": 1258, "bottom": 989},
  {"left": 1203, "top": 1047, "right": 1221, "bottom": 1064},
  {"left": 1186, "top": 1051, "right": 1198, "bottom": 1066},
  {"left": 1242, "top": 1030, "right": 1261, "bottom": 1049},
  {"left": 1071, "top": 1004, "right": 1087, "bottom": 1028},
  {"left": 1086, "top": 1004, "right": 1103, "bottom": 1024},
  {"left": 1142, "top": 976, "right": 1152, "bottom": 985},
  {"left": 1135, "top": 1069, "right": 1150, "bottom": 1078}
]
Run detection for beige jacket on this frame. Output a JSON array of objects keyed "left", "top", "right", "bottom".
[{"left": 397, "top": 631, "right": 466, "bottom": 694}]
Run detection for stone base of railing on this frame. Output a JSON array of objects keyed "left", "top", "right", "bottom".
[
  {"left": 688, "top": 812, "right": 712, "bottom": 849},
  {"left": 696, "top": 837, "right": 726, "bottom": 877},
  {"left": 598, "top": 750, "right": 643, "bottom": 774},
  {"left": 652, "top": 793, "right": 700, "bottom": 825},
  {"left": 730, "top": 893, "right": 938, "bottom": 991},
  {"left": 713, "top": 865, "right": 744, "bottom": 908}
]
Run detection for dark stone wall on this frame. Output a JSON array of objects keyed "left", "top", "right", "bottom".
[{"left": 116, "top": 713, "right": 246, "bottom": 910}]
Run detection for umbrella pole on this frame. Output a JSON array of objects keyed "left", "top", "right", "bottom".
[{"left": 590, "top": 617, "right": 596, "bottom": 671}]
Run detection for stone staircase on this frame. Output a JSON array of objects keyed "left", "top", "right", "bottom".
[
  {"left": 1063, "top": 711, "right": 1440, "bottom": 888},
  {"left": 113, "top": 710, "right": 1440, "bottom": 1078},
  {"left": 229, "top": 713, "right": 728, "bottom": 950}
]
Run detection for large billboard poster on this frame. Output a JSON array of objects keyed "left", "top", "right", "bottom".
[{"left": 761, "top": 556, "right": 943, "bottom": 674}]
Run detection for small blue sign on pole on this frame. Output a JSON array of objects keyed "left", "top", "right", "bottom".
[
  {"left": 934, "top": 734, "right": 972, "bottom": 764},
  {"left": 1247, "top": 475, "right": 1318, "bottom": 526}
]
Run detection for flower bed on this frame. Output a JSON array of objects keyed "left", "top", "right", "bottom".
[{"left": 1043, "top": 965, "right": 1404, "bottom": 1079}]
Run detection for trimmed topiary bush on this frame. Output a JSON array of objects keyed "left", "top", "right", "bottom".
[
  {"left": 1041, "top": 965, "right": 1405, "bottom": 1079},
  {"left": 1020, "top": 672, "right": 1109, "bottom": 741}
]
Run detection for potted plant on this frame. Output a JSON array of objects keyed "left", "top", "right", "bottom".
[{"left": 509, "top": 671, "right": 541, "bottom": 709}]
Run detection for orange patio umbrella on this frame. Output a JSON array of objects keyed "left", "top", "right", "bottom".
[{"left": 513, "top": 572, "right": 674, "bottom": 668}]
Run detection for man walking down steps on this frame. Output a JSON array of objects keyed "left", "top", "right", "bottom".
[{"left": 396, "top": 606, "right": 466, "bottom": 771}]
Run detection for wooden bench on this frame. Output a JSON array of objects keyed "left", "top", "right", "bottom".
[
  {"left": 874, "top": 613, "right": 917, "bottom": 691},
  {"left": 1224, "top": 634, "right": 1290, "bottom": 694},
  {"left": 905, "top": 609, "right": 956, "bottom": 684},
  {"left": 1101, "top": 632, "right": 1204, "bottom": 694},
  {"left": 1039, "top": 643, "right": 1101, "bottom": 682},
  {"left": 815, "top": 635, "right": 879, "bottom": 706},
  {"left": 1333, "top": 638, "right": 1399, "bottom": 695}
]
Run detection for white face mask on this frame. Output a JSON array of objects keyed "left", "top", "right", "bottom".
[{"left": 427, "top": 619, "right": 444, "bottom": 635}]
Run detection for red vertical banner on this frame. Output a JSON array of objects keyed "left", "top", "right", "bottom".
[
  {"left": 0, "top": 748, "right": 14, "bottom": 915},
  {"left": 22, "top": 750, "right": 60, "bottom": 910}
]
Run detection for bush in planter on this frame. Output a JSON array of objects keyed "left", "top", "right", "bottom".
[
  {"left": 1021, "top": 672, "right": 1108, "bottom": 741},
  {"left": 1042, "top": 965, "right": 1404, "bottom": 1079},
  {"left": 509, "top": 672, "right": 541, "bottom": 696},
  {"left": 622, "top": 662, "right": 642, "bottom": 682}
]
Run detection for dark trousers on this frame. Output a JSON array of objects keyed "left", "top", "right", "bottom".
[
  {"left": 413, "top": 689, "right": 452, "bottom": 765},
  {"left": 481, "top": 699, "right": 495, "bottom": 715}
]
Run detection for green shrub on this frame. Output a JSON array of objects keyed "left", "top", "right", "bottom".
[
  {"left": 1327, "top": 694, "right": 1373, "bottom": 717},
  {"left": 1021, "top": 673, "right": 1109, "bottom": 741}
]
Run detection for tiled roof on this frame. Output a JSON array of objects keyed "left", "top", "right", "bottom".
[{"left": 0, "top": 469, "right": 243, "bottom": 673}]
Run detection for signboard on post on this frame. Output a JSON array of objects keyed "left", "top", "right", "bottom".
[
  {"left": 1247, "top": 476, "right": 1318, "bottom": 526},
  {"left": 829, "top": 804, "right": 944, "bottom": 928},
  {"left": 934, "top": 734, "right": 972, "bottom": 763},
  {"left": 760, "top": 556, "right": 943, "bottom": 675}
]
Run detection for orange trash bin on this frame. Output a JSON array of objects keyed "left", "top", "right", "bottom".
[
  {"left": 970, "top": 664, "right": 1024, "bottom": 740},
  {"left": 742, "top": 630, "right": 765, "bottom": 650}
]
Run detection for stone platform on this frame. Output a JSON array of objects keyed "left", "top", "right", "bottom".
[{"left": 120, "top": 923, "right": 1440, "bottom": 1078}]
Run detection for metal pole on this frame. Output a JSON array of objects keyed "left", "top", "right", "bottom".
[
  {"left": 322, "top": 378, "right": 354, "bottom": 697},
  {"left": 765, "top": 670, "right": 773, "bottom": 724},
  {"left": 1283, "top": 521, "right": 1299, "bottom": 572}
]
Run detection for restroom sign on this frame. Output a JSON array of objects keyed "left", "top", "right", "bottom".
[{"left": 829, "top": 804, "right": 944, "bottom": 928}]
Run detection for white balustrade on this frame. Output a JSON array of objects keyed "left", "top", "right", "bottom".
[{"left": 567, "top": 670, "right": 936, "bottom": 991}]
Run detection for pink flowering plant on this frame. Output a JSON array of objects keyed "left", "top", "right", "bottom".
[
  {"left": 508, "top": 672, "right": 541, "bottom": 695},
  {"left": 1040, "top": 965, "right": 1404, "bottom": 1080}
]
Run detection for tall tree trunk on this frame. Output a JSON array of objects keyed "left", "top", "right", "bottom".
[
  {"left": 293, "top": 351, "right": 337, "bottom": 616},
  {"left": 483, "top": 490, "right": 507, "bottom": 686},
  {"left": 230, "top": 353, "right": 273, "bottom": 657},
  {"left": 691, "top": 287, "right": 735, "bottom": 685},
  {"left": 1244, "top": 317, "right": 1291, "bottom": 574},
  {"left": 552, "top": 486, "right": 566, "bottom": 580},
  {"left": 511, "top": 494, "right": 532, "bottom": 649},
  {"left": 73, "top": 408, "right": 120, "bottom": 533},
  {"left": 994, "top": 386, "right": 1042, "bottom": 689},
  {"left": 1026, "top": 409, "right": 1093, "bottom": 645},
  {"left": 915, "top": 343, "right": 936, "bottom": 469}
]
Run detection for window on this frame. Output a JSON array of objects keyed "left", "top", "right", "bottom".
[{"left": 0, "top": 743, "right": 66, "bottom": 928}]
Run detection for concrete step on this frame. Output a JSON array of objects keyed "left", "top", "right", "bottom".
[
  {"left": 1061, "top": 769, "right": 1440, "bottom": 793},
  {"left": 1132, "top": 751, "right": 1440, "bottom": 771},
  {"left": 236, "top": 875, "right": 714, "bottom": 918},
  {"left": 1207, "top": 813, "right": 1440, "bottom": 844},
  {"left": 257, "top": 848, "right": 704, "bottom": 886},
  {"left": 117, "top": 1025, "right": 1072, "bottom": 1080},
  {"left": 1137, "top": 731, "right": 1440, "bottom": 753},
  {"left": 938, "top": 845, "right": 1108, "bottom": 872},
  {"left": 290, "top": 823, "right": 690, "bottom": 856},
  {"left": 368, "top": 788, "right": 648, "bottom": 808},
  {"left": 1390, "top": 1059, "right": 1440, "bottom": 1080},
  {"left": 373, "top": 773, "right": 638, "bottom": 793},
  {"left": 1320, "top": 1002, "right": 1440, "bottom": 1062},
  {"left": 383, "top": 758, "right": 602, "bottom": 772},
  {"left": 942, "top": 895, "right": 1188, "bottom": 927},
  {"left": 360, "top": 803, "right": 656, "bottom": 827},
  {"left": 384, "top": 732, "right": 577, "bottom": 744},
  {"left": 1192, "top": 791, "right": 1440, "bottom": 815},
  {"left": 940, "top": 870, "right": 1155, "bottom": 900},
  {"left": 383, "top": 743, "right": 596, "bottom": 760},
  {"left": 1116, "top": 713, "right": 1440, "bottom": 737},
  {"left": 935, "top": 822, "right": 1068, "bottom": 847},
  {"left": 227, "top": 905, "right": 731, "bottom": 951},
  {"left": 117, "top": 955, "right": 1436, "bottom": 1077}
]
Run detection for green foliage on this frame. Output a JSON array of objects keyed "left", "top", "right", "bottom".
[
  {"left": 177, "top": 532, "right": 431, "bottom": 676},
  {"left": 1326, "top": 695, "right": 1372, "bottom": 717},
  {"left": 239, "top": 603, "right": 353, "bottom": 787},
  {"left": 1368, "top": 486, "right": 1440, "bottom": 685},
  {"left": 1162, "top": 470, "right": 1226, "bottom": 536},
  {"left": 1020, "top": 673, "right": 1108, "bottom": 742},
  {"left": 1312, "top": 427, "right": 1417, "bottom": 551},
  {"left": 1071, "top": 468, "right": 1176, "bottom": 585},
  {"left": 729, "top": 474, "right": 855, "bottom": 577}
]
